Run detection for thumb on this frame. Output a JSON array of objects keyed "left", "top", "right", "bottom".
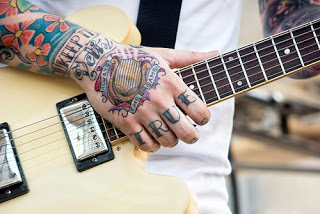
[{"left": 150, "top": 48, "right": 220, "bottom": 69}]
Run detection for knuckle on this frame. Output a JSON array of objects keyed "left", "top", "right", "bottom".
[
  {"left": 117, "top": 117, "right": 136, "bottom": 132},
  {"left": 178, "top": 125, "right": 197, "bottom": 143},
  {"left": 151, "top": 93, "right": 169, "bottom": 109},
  {"left": 139, "top": 142, "right": 158, "bottom": 152},
  {"left": 159, "top": 135, "right": 178, "bottom": 148},
  {"left": 191, "top": 104, "right": 210, "bottom": 123}
]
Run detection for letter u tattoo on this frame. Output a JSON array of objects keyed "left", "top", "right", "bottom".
[{"left": 163, "top": 106, "right": 181, "bottom": 124}]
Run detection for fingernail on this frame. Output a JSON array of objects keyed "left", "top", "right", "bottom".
[
  {"left": 171, "top": 140, "right": 179, "bottom": 148},
  {"left": 201, "top": 118, "right": 208, "bottom": 125},
  {"left": 190, "top": 137, "right": 198, "bottom": 144}
]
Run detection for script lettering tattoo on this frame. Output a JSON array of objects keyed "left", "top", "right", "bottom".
[
  {"left": 148, "top": 120, "right": 169, "bottom": 138},
  {"left": 258, "top": 0, "right": 320, "bottom": 78},
  {"left": 178, "top": 90, "right": 196, "bottom": 107},
  {"left": 163, "top": 106, "right": 181, "bottom": 124},
  {"left": 130, "top": 128, "right": 146, "bottom": 146}
]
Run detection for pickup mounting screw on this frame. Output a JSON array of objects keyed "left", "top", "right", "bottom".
[
  {"left": 92, "top": 157, "right": 98, "bottom": 163},
  {"left": 72, "top": 98, "right": 78, "bottom": 103},
  {"left": 5, "top": 190, "right": 11, "bottom": 195}
]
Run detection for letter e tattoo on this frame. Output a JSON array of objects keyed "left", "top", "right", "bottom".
[{"left": 178, "top": 90, "right": 196, "bottom": 107}]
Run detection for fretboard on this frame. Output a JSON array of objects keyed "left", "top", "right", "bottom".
[
  {"left": 102, "top": 18, "right": 320, "bottom": 143},
  {"left": 176, "top": 19, "right": 320, "bottom": 106}
]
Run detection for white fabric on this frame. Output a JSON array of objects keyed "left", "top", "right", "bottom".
[{"left": 29, "top": 0, "right": 242, "bottom": 213}]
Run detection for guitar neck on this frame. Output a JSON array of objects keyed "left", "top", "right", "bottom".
[
  {"left": 177, "top": 19, "right": 320, "bottom": 107},
  {"left": 102, "top": 19, "right": 320, "bottom": 144}
]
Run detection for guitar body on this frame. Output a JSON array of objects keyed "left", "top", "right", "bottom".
[{"left": 0, "top": 6, "right": 198, "bottom": 214}]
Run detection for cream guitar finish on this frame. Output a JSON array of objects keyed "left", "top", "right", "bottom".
[{"left": 0, "top": 6, "right": 198, "bottom": 214}]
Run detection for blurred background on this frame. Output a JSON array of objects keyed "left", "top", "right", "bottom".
[{"left": 227, "top": 1, "right": 320, "bottom": 214}]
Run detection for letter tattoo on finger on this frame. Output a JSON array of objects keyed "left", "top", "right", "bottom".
[
  {"left": 130, "top": 128, "right": 145, "bottom": 146},
  {"left": 148, "top": 120, "right": 169, "bottom": 138},
  {"left": 178, "top": 90, "right": 196, "bottom": 107},
  {"left": 163, "top": 106, "right": 181, "bottom": 124}
]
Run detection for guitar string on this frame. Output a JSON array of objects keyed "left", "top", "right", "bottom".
[
  {"left": 0, "top": 55, "right": 316, "bottom": 184},
  {"left": 179, "top": 32, "right": 319, "bottom": 82},
  {"left": 1, "top": 53, "right": 318, "bottom": 175},
  {"left": 2, "top": 18, "right": 320, "bottom": 185},
  {"left": 0, "top": 44, "right": 318, "bottom": 155},
  {"left": 1, "top": 23, "right": 318, "bottom": 138},
  {"left": 189, "top": 43, "right": 320, "bottom": 99},
  {"left": 180, "top": 21, "right": 319, "bottom": 73},
  {"left": 1, "top": 25, "right": 319, "bottom": 156}
]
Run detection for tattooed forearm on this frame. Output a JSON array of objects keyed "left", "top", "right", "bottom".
[
  {"left": 0, "top": 0, "right": 81, "bottom": 75},
  {"left": 258, "top": 0, "right": 320, "bottom": 78}
]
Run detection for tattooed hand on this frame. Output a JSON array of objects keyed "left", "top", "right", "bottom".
[
  {"left": 0, "top": 0, "right": 217, "bottom": 152},
  {"left": 67, "top": 36, "right": 216, "bottom": 152}
]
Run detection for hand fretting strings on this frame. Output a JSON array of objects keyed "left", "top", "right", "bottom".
[{"left": 2, "top": 18, "right": 320, "bottom": 177}]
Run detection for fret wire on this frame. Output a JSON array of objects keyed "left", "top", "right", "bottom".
[
  {"left": 184, "top": 40, "right": 319, "bottom": 94},
  {"left": 253, "top": 43, "right": 268, "bottom": 81},
  {"left": 271, "top": 36, "right": 286, "bottom": 74},
  {"left": 182, "top": 25, "right": 320, "bottom": 81},
  {"left": 236, "top": 49, "right": 251, "bottom": 88},
  {"left": 191, "top": 65, "right": 206, "bottom": 103},
  {"left": 194, "top": 46, "right": 320, "bottom": 100},
  {"left": 176, "top": 68, "right": 183, "bottom": 79},
  {"left": 4, "top": 49, "right": 320, "bottom": 156},
  {"left": 184, "top": 39, "right": 318, "bottom": 85},
  {"left": 112, "top": 124, "right": 119, "bottom": 139},
  {"left": 290, "top": 29, "right": 305, "bottom": 67},
  {"left": 4, "top": 21, "right": 320, "bottom": 150},
  {"left": 220, "top": 55, "right": 235, "bottom": 94},
  {"left": 310, "top": 23, "right": 320, "bottom": 50},
  {"left": 205, "top": 60, "right": 221, "bottom": 100},
  {"left": 101, "top": 118, "right": 112, "bottom": 142}
]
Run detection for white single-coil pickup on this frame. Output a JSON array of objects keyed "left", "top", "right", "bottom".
[{"left": 60, "top": 100, "right": 108, "bottom": 161}]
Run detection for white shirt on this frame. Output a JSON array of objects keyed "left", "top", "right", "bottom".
[{"left": 29, "top": 1, "right": 243, "bottom": 213}]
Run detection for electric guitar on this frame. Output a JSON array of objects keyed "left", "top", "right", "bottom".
[{"left": 1, "top": 5, "right": 320, "bottom": 214}]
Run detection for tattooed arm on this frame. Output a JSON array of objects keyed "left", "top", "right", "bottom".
[
  {"left": 0, "top": 0, "right": 214, "bottom": 152},
  {"left": 258, "top": 0, "right": 320, "bottom": 79}
]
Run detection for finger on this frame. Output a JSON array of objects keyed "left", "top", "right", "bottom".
[
  {"left": 141, "top": 114, "right": 178, "bottom": 148},
  {"left": 163, "top": 74, "right": 211, "bottom": 126},
  {"left": 122, "top": 124, "right": 161, "bottom": 152},
  {"left": 151, "top": 48, "right": 220, "bottom": 69},
  {"left": 160, "top": 105, "right": 199, "bottom": 144}
]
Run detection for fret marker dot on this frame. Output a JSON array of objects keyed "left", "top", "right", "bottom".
[
  {"left": 229, "top": 57, "right": 233, "bottom": 61},
  {"left": 189, "top": 84, "right": 195, "bottom": 90},
  {"left": 284, "top": 48, "right": 290, "bottom": 55},
  {"left": 237, "top": 81, "right": 243, "bottom": 86}
]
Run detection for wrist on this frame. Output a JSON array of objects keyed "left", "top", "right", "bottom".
[{"left": 51, "top": 27, "right": 117, "bottom": 81}]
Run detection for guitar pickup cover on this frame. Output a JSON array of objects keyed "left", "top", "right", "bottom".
[
  {"left": 57, "top": 94, "right": 114, "bottom": 171},
  {"left": 0, "top": 123, "right": 29, "bottom": 203}
]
